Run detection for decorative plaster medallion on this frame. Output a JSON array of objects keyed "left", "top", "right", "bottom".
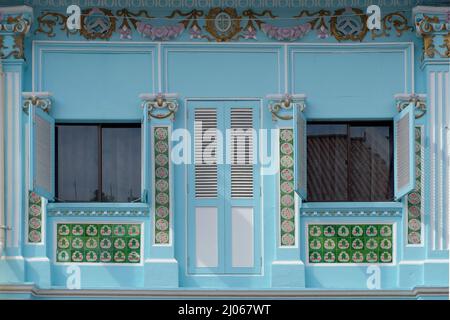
[{"left": 205, "top": 7, "right": 241, "bottom": 42}]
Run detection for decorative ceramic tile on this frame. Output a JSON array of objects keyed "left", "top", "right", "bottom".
[
  {"left": 279, "top": 128, "right": 295, "bottom": 246},
  {"left": 407, "top": 127, "right": 423, "bottom": 245},
  {"left": 308, "top": 224, "right": 394, "bottom": 264},
  {"left": 56, "top": 223, "right": 142, "bottom": 263},
  {"left": 28, "top": 191, "right": 42, "bottom": 243},
  {"left": 153, "top": 126, "right": 170, "bottom": 244}
]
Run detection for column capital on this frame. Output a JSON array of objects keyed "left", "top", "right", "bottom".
[
  {"left": 0, "top": 6, "right": 33, "bottom": 61},
  {"left": 412, "top": 6, "right": 449, "bottom": 63}
]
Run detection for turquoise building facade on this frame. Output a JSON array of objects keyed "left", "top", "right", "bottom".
[{"left": 0, "top": 0, "right": 449, "bottom": 299}]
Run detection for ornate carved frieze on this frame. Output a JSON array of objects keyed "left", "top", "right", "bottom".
[
  {"left": 0, "top": 6, "right": 32, "bottom": 60},
  {"left": 34, "top": 6, "right": 414, "bottom": 42}
]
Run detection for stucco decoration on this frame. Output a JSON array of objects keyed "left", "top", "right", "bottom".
[
  {"left": 308, "top": 224, "right": 394, "bottom": 263},
  {"left": 141, "top": 93, "right": 179, "bottom": 120},
  {"left": 0, "top": 9, "right": 32, "bottom": 59},
  {"left": 34, "top": 7, "right": 414, "bottom": 42},
  {"left": 56, "top": 223, "right": 142, "bottom": 263},
  {"left": 414, "top": 9, "right": 450, "bottom": 59},
  {"left": 279, "top": 128, "right": 295, "bottom": 247},
  {"left": 80, "top": 7, "right": 116, "bottom": 40},
  {"left": 407, "top": 127, "right": 424, "bottom": 245},
  {"left": 204, "top": 7, "right": 241, "bottom": 42},
  {"left": 330, "top": 7, "right": 368, "bottom": 42}
]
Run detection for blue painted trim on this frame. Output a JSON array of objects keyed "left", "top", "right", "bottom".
[
  {"left": 394, "top": 103, "right": 416, "bottom": 200},
  {"left": 47, "top": 202, "right": 150, "bottom": 211},
  {"left": 302, "top": 202, "right": 403, "bottom": 210},
  {"left": 30, "top": 106, "right": 55, "bottom": 200}
]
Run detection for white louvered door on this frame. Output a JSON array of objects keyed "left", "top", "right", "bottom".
[{"left": 188, "top": 102, "right": 261, "bottom": 275}]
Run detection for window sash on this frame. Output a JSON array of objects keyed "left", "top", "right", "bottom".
[
  {"left": 55, "top": 124, "right": 141, "bottom": 203},
  {"left": 307, "top": 121, "right": 394, "bottom": 202}
]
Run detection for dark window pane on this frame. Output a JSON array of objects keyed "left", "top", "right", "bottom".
[
  {"left": 307, "top": 124, "right": 348, "bottom": 201},
  {"left": 101, "top": 126, "right": 141, "bottom": 202},
  {"left": 349, "top": 125, "right": 393, "bottom": 201},
  {"left": 56, "top": 125, "right": 99, "bottom": 202}
]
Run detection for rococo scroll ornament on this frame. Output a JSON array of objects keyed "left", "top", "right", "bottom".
[
  {"left": 414, "top": 12, "right": 450, "bottom": 59},
  {"left": 267, "top": 94, "right": 306, "bottom": 121},
  {"left": 395, "top": 93, "right": 427, "bottom": 119},
  {"left": 22, "top": 92, "right": 53, "bottom": 114},
  {"left": 140, "top": 93, "right": 179, "bottom": 120},
  {"left": 0, "top": 10, "right": 32, "bottom": 59}
]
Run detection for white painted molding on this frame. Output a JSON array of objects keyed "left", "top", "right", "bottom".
[
  {"left": 412, "top": 6, "right": 450, "bottom": 15},
  {"left": 22, "top": 92, "right": 52, "bottom": 99},
  {"left": 272, "top": 260, "right": 305, "bottom": 265},
  {"left": 0, "top": 5, "right": 33, "bottom": 15},
  {"left": 139, "top": 93, "right": 178, "bottom": 100},
  {"left": 394, "top": 93, "right": 426, "bottom": 100},
  {"left": 266, "top": 94, "right": 306, "bottom": 100}
]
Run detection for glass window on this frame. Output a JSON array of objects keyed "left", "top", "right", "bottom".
[
  {"left": 56, "top": 124, "right": 141, "bottom": 202},
  {"left": 307, "top": 122, "right": 393, "bottom": 202}
]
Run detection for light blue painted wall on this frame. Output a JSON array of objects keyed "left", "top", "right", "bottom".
[{"left": 0, "top": 2, "right": 448, "bottom": 294}]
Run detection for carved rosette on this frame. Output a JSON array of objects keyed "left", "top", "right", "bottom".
[
  {"left": 0, "top": 6, "right": 32, "bottom": 60},
  {"left": 413, "top": 6, "right": 450, "bottom": 61}
]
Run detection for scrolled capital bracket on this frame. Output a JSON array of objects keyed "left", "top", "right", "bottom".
[
  {"left": 140, "top": 93, "right": 179, "bottom": 121},
  {"left": 0, "top": 6, "right": 33, "bottom": 60},
  {"left": 395, "top": 93, "right": 427, "bottom": 119},
  {"left": 267, "top": 93, "right": 307, "bottom": 121},
  {"left": 412, "top": 6, "right": 450, "bottom": 61},
  {"left": 22, "top": 92, "right": 53, "bottom": 114}
]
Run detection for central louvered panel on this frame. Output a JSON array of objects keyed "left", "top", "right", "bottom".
[
  {"left": 230, "top": 108, "right": 254, "bottom": 198},
  {"left": 194, "top": 109, "right": 218, "bottom": 198}
]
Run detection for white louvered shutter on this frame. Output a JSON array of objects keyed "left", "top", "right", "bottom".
[
  {"left": 31, "top": 107, "right": 55, "bottom": 200},
  {"left": 394, "top": 103, "right": 415, "bottom": 200},
  {"left": 230, "top": 108, "right": 254, "bottom": 198},
  {"left": 194, "top": 108, "right": 218, "bottom": 198},
  {"left": 295, "top": 104, "right": 307, "bottom": 200}
]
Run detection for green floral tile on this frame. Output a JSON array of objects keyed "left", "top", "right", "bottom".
[
  {"left": 154, "top": 126, "right": 170, "bottom": 244},
  {"left": 279, "top": 128, "right": 295, "bottom": 246},
  {"left": 308, "top": 224, "right": 394, "bottom": 264},
  {"left": 407, "top": 126, "right": 423, "bottom": 245},
  {"left": 28, "top": 191, "right": 42, "bottom": 243},
  {"left": 56, "top": 223, "right": 141, "bottom": 264}
]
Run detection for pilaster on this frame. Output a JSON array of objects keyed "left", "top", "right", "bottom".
[
  {"left": 140, "top": 93, "right": 179, "bottom": 288},
  {"left": 0, "top": 5, "right": 33, "bottom": 283},
  {"left": 413, "top": 6, "right": 450, "bottom": 265},
  {"left": 267, "top": 94, "right": 306, "bottom": 288}
]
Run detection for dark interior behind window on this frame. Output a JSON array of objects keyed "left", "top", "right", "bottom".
[
  {"left": 307, "top": 122, "right": 393, "bottom": 202},
  {"left": 56, "top": 124, "right": 141, "bottom": 202}
]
